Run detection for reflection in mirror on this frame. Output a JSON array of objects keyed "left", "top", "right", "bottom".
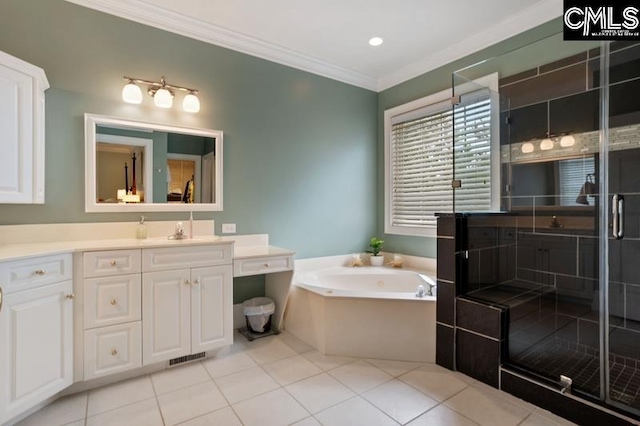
[
  {"left": 85, "top": 114, "right": 223, "bottom": 212},
  {"left": 510, "top": 155, "right": 596, "bottom": 208},
  {"left": 96, "top": 134, "right": 153, "bottom": 203}
]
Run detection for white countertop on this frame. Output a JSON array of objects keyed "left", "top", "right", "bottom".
[{"left": 0, "top": 236, "right": 294, "bottom": 262}]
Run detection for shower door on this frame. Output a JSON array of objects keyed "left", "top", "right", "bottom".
[
  {"left": 604, "top": 41, "right": 640, "bottom": 415},
  {"left": 450, "top": 34, "right": 640, "bottom": 419}
]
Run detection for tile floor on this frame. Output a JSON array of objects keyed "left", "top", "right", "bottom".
[{"left": 16, "top": 331, "right": 577, "bottom": 426}]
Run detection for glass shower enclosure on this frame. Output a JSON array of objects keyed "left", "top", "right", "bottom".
[{"left": 452, "top": 33, "right": 640, "bottom": 417}]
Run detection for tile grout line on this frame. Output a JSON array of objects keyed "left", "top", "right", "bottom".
[
  {"left": 82, "top": 376, "right": 159, "bottom": 424},
  {"left": 84, "top": 390, "right": 89, "bottom": 426},
  {"left": 147, "top": 373, "right": 168, "bottom": 426},
  {"left": 199, "top": 359, "right": 245, "bottom": 425}
]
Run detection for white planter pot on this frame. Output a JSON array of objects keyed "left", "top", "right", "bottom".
[{"left": 370, "top": 255, "right": 385, "bottom": 266}]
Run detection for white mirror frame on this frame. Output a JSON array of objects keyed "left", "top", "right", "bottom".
[{"left": 85, "top": 113, "right": 223, "bottom": 212}]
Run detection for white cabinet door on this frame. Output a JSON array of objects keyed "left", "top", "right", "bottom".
[
  {"left": 142, "top": 269, "right": 190, "bottom": 365},
  {"left": 0, "top": 281, "right": 73, "bottom": 424},
  {"left": 191, "top": 265, "right": 233, "bottom": 353},
  {"left": 0, "top": 50, "right": 47, "bottom": 204}
]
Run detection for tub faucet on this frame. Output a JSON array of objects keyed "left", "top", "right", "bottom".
[{"left": 417, "top": 273, "right": 437, "bottom": 296}]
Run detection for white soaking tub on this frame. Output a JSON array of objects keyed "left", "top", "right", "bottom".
[{"left": 285, "top": 266, "right": 437, "bottom": 362}]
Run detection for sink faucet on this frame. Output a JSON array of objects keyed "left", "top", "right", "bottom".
[
  {"left": 168, "top": 221, "right": 188, "bottom": 240},
  {"left": 549, "top": 215, "right": 563, "bottom": 228},
  {"left": 417, "top": 273, "right": 437, "bottom": 296}
]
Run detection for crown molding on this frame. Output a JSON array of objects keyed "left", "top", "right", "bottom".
[
  {"left": 65, "top": 0, "right": 379, "bottom": 91},
  {"left": 67, "top": 0, "right": 560, "bottom": 93},
  {"left": 376, "top": 0, "right": 563, "bottom": 91}
]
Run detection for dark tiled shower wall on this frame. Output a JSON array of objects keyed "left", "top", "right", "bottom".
[
  {"left": 499, "top": 42, "right": 640, "bottom": 144},
  {"left": 436, "top": 213, "right": 513, "bottom": 387},
  {"left": 437, "top": 214, "right": 640, "bottom": 424},
  {"left": 437, "top": 213, "right": 640, "bottom": 382}
]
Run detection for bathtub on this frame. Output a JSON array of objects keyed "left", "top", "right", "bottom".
[{"left": 285, "top": 266, "right": 437, "bottom": 362}]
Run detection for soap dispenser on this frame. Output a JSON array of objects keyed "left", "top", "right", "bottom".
[{"left": 136, "top": 216, "right": 148, "bottom": 239}]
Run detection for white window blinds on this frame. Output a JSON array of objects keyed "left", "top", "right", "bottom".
[
  {"left": 387, "top": 90, "right": 493, "bottom": 234},
  {"left": 390, "top": 101, "right": 453, "bottom": 230},
  {"left": 452, "top": 94, "right": 493, "bottom": 213}
]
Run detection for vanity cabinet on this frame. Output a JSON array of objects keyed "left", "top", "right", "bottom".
[
  {"left": 82, "top": 250, "right": 143, "bottom": 380},
  {"left": 0, "top": 254, "right": 73, "bottom": 424},
  {"left": 142, "top": 265, "right": 232, "bottom": 364},
  {"left": 142, "top": 246, "right": 233, "bottom": 365},
  {"left": 0, "top": 50, "right": 48, "bottom": 204},
  {"left": 78, "top": 243, "right": 233, "bottom": 377}
]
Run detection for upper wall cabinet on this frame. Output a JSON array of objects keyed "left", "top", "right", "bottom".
[{"left": 0, "top": 50, "right": 49, "bottom": 204}]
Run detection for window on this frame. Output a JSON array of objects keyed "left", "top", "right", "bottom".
[{"left": 384, "top": 74, "right": 498, "bottom": 237}]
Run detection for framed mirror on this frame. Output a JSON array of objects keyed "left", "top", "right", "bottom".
[{"left": 85, "top": 114, "right": 223, "bottom": 212}]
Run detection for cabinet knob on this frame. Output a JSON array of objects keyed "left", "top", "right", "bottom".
[
  {"left": 264, "top": 263, "right": 270, "bottom": 268},
  {"left": 193, "top": 278, "right": 199, "bottom": 285},
  {"left": 110, "top": 260, "right": 117, "bottom": 266},
  {"left": 35, "top": 269, "right": 46, "bottom": 276},
  {"left": 111, "top": 349, "right": 118, "bottom": 356},
  {"left": 110, "top": 299, "right": 117, "bottom": 306},
  {"left": 185, "top": 279, "right": 191, "bottom": 285},
  {"left": 66, "top": 294, "right": 75, "bottom": 300}
]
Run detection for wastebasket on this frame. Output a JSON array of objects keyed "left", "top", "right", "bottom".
[{"left": 243, "top": 297, "right": 275, "bottom": 333}]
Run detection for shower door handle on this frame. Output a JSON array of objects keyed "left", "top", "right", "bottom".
[{"left": 612, "top": 194, "right": 624, "bottom": 240}]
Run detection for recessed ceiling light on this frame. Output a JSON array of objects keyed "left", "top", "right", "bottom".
[{"left": 369, "top": 37, "right": 383, "bottom": 47}]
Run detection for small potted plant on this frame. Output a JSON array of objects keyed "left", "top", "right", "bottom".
[{"left": 367, "top": 237, "right": 385, "bottom": 266}]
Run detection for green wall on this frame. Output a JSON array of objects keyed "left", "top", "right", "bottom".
[
  {"left": 0, "top": 0, "right": 378, "bottom": 259},
  {"left": 0, "top": 1, "right": 572, "bottom": 261},
  {"left": 167, "top": 134, "right": 209, "bottom": 156},
  {"left": 377, "top": 19, "right": 566, "bottom": 258}
]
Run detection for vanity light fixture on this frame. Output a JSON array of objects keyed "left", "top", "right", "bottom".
[
  {"left": 560, "top": 135, "right": 576, "bottom": 147},
  {"left": 182, "top": 91, "right": 201, "bottom": 113},
  {"left": 540, "top": 138, "right": 554, "bottom": 150},
  {"left": 122, "top": 79, "right": 143, "bottom": 104},
  {"left": 121, "top": 76, "right": 200, "bottom": 113},
  {"left": 521, "top": 142, "right": 535, "bottom": 153}
]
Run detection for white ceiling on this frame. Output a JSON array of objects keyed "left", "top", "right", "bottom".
[{"left": 66, "top": 0, "right": 562, "bottom": 91}]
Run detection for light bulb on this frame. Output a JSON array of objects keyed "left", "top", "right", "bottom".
[
  {"left": 540, "top": 138, "right": 554, "bottom": 150},
  {"left": 369, "top": 37, "right": 383, "bottom": 46},
  {"left": 122, "top": 82, "right": 142, "bottom": 104},
  {"left": 182, "top": 93, "right": 200, "bottom": 113},
  {"left": 560, "top": 135, "right": 575, "bottom": 147},
  {"left": 154, "top": 87, "right": 173, "bottom": 108},
  {"left": 521, "top": 142, "right": 534, "bottom": 153}
]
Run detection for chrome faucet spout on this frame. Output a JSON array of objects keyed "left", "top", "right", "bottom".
[{"left": 417, "top": 273, "right": 437, "bottom": 296}]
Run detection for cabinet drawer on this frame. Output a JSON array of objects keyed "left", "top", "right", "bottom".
[
  {"left": 142, "top": 244, "right": 232, "bottom": 272},
  {"left": 84, "top": 322, "right": 142, "bottom": 380},
  {"left": 83, "top": 249, "right": 141, "bottom": 278},
  {"left": 84, "top": 274, "right": 142, "bottom": 329},
  {"left": 0, "top": 253, "right": 72, "bottom": 294},
  {"left": 234, "top": 255, "right": 293, "bottom": 277}
]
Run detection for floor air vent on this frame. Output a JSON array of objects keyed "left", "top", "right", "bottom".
[{"left": 169, "top": 352, "right": 206, "bottom": 367}]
